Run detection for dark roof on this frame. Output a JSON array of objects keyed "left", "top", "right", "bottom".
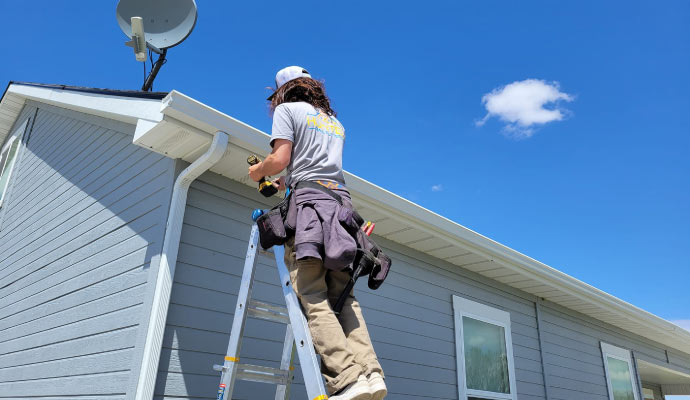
[{"left": 7, "top": 81, "right": 169, "bottom": 100}]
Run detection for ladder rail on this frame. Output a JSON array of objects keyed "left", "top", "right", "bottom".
[
  {"left": 275, "top": 325, "right": 296, "bottom": 400},
  {"left": 214, "top": 219, "right": 328, "bottom": 400},
  {"left": 216, "top": 224, "right": 261, "bottom": 400},
  {"left": 273, "top": 245, "right": 329, "bottom": 399}
]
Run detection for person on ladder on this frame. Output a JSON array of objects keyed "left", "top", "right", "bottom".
[{"left": 248, "top": 66, "right": 387, "bottom": 400}]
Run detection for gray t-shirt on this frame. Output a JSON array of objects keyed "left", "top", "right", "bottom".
[{"left": 271, "top": 102, "right": 346, "bottom": 188}]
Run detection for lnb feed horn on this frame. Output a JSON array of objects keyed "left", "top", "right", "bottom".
[{"left": 125, "top": 17, "right": 147, "bottom": 62}]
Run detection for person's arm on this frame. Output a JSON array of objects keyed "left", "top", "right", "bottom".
[{"left": 248, "top": 139, "right": 292, "bottom": 182}]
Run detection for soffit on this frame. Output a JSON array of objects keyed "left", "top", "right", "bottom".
[{"left": 638, "top": 359, "right": 690, "bottom": 386}]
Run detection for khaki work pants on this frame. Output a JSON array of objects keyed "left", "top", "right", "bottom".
[{"left": 284, "top": 237, "right": 383, "bottom": 394}]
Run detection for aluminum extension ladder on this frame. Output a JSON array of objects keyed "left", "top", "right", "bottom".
[{"left": 213, "top": 212, "right": 329, "bottom": 400}]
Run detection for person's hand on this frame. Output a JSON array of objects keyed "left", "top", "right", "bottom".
[
  {"left": 273, "top": 176, "right": 286, "bottom": 191},
  {"left": 248, "top": 163, "right": 264, "bottom": 182}
]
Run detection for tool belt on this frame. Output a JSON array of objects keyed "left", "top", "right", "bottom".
[
  {"left": 255, "top": 191, "right": 294, "bottom": 250},
  {"left": 255, "top": 181, "right": 392, "bottom": 313}
]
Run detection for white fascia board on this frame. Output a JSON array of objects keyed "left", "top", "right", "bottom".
[
  {"left": 160, "top": 90, "right": 269, "bottom": 156},
  {"left": 346, "top": 171, "right": 690, "bottom": 349},
  {"left": 7, "top": 84, "right": 163, "bottom": 127},
  {"left": 145, "top": 89, "right": 690, "bottom": 353}
]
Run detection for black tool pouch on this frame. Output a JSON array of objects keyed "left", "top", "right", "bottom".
[
  {"left": 333, "top": 231, "right": 392, "bottom": 314},
  {"left": 354, "top": 247, "right": 377, "bottom": 277},
  {"left": 256, "top": 193, "right": 293, "bottom": 249},
  {"left": 355, "top": 230, "right": 392, "bottom": 290},
  {"left": 332, "top": 247, "right": 376, "bottom": 313},
  {"left": 368, "top": 248, "right": 391, "bottom": 290}
]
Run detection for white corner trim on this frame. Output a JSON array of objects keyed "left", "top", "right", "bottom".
[
  {"left": 0, "top": 114, "right": 33, "bottom": 227},
  {"left": 132, "top": 131, "right": 229, "bottom": 400}
]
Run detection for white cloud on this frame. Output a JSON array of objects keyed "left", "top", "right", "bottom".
[
  {"left": 671, "top": 319, "right": 690, "bottom": 332},
  {"left": 477, "top": 79, "right": 574, "bottom": 138},
  {"left": 431, "top": 184, "right": 443, "bottom": 192}
]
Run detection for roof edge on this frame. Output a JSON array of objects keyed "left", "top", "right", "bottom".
[
  {"left": 346, "top": 173, "right": 690, "bottom": 339},
  {"left": 151, "top": 89, "right": 690, "bottom": 353},
  {"left": 8, "top": 81, "right": 168, "bottom": 100},
  {"left": 3, "top": 81, "right": 165, "bottom": 126}
]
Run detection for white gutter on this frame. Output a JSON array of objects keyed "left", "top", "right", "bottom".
[
  {"left": 136, "top": 90, "right": 690, "bottom": 353},
  {"left": 347, "top": 178, "right": 690, "bottom": 344},
  {"left": 133, "top": 131, "right": 229, "bottom": 400}
]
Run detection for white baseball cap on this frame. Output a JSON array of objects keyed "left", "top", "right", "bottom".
[{"left": 267, "top": 66, "right": 312, "bottom": 100}]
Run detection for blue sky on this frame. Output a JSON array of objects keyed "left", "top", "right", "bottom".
[{"left": 1, "top": 0, "right": 688, "bottom": 330}]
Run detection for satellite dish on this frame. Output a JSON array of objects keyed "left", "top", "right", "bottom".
[
  {"left": 116, "top": 0, "right": 197, "bottom": 50},
  {"left": 116, "top": 0, "right": 198, "bottom": 91}
]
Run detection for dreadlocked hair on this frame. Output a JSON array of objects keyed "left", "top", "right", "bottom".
[{"left": 270, "top": 77, "right": 336, "bottom": 117}]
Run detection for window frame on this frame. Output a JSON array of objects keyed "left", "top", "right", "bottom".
[
  {"left": 0, "top": 118, "right": 29, "bottom": 209},
  {"left": 601, "top": 342, "right": 641, "bottom": 400},
  {"left": 452, "top": 295, "right": 518, "bottom": 400}
]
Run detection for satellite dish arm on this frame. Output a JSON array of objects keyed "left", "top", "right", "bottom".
[
  {"left": 142, "top": 48, "right": 167, "bottom": 92},
  {"left": 146, "top": 42, "right": 164, "bottom": 55}
]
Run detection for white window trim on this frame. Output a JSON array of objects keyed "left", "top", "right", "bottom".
[
  {"left": 452, "top": 295, "right": 518, "bottom": 400},
  {"left": 0, "top": 118, "right": 29, "bottom": 209},
  {"left": 601, "top": 342, "right": 641, "bottom": 400}
]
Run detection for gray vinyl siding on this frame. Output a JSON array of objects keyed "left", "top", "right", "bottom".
[
  {"left": 156, "top": 170, "right": 690, "bottom": 400},
  {"left": 0, "top": 103, "right": 174, "bottom": 399},
  {"left": 156, "top": 172, "right": 547, "bottom": 400},
  {"left": 2, "top": 98, "right": 687, "bottom": 400},
  {"left": 538, "top": 299, "right": 690, "bottom": 400}
]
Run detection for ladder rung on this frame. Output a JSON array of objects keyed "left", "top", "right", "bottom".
[
  {"left": 214, "top": 227, "right": 328, "bottom": 399},
  {"left": 258, "top": 248, "right": 274, "bottom": 257},
  {"left": 247, "top": 300, "right": 290, "bottom": 324},
  {"left": 237, "top": 363, "right": 290, "bottom": 385}
]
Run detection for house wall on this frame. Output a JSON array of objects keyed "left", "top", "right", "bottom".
[
  {"left": 538, "top": 299, "right": 690, "bottom": 400},
  {"left": 155, "top": 172, "right": 547, "bottom": 400},
  {"left": 1, "top": 101, "right": 686, "bottom": 400},
  {"left": 156, "top": 171, "right": 690, "bottom": 400},
  {"left": 0, "top": 102, "right": 175, "bottom": 400}
]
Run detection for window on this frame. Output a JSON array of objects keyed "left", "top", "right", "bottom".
[
  {"left": 0, "top": 119, "right": 29, "bottom": 208},
  {"left": 452, "top": 295, "right": 518, "bottom": 400},
  {"left": 601, "top": 342, "right": 640, "bottom": 400}
]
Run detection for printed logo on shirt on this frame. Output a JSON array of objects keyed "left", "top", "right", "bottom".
[
  {"left": 306, "top": 111, "right": 345, "bottom": 139},
  {"left": 316, "top": 180, "right": 344, "bottom": 190}
]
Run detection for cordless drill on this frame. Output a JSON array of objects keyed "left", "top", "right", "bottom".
[{"left": 247, "top": 155, "right": 279, "bottom": 197}]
